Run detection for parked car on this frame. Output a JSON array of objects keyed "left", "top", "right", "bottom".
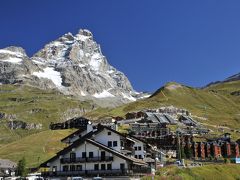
[
  {"left": 92, "top": 177, "right": 103, "bottom": 180},
  {"left": 71, "top": 177, "right": 83, "bottom": 180}
]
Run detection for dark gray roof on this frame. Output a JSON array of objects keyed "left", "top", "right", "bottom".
[
  {"left": 154, "top": 114, "right": 169, "bottom": 124},
  {"left": 145, "top": 112, "right": 177, "bottom": 124},
  {"left": 164, "top": 114, "right": 177, "bottom": 124},
  {"left": 0, "top": 159, "right": 17, "bottom": 169}
]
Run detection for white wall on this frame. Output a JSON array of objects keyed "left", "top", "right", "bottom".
[
  {"left": 48, "top": 141, "right": 128, "bottom": 171},
  {"left": 94, "top": 129, "right": 121, "bottom": 152},
  {"left": 133, "top": 140, "right": 145, "bottom": 159}
]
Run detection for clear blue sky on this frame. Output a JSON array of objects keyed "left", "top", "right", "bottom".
[{"left": 1, "top": 0, "right": 240, "bottom": 92}]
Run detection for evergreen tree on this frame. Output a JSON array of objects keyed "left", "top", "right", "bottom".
[
  {"left": 185, "top": 145, "right": 193, "bottom": 159},
  {"left": 16, "top": 157, "right": 27, "bottom": 177},
  {"left": 181, "top": 146, "right": 186, "bottom": 159}
]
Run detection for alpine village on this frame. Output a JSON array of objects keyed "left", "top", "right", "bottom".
[{"left": 1, "top": 27, "right": 240, "bottom": 180}]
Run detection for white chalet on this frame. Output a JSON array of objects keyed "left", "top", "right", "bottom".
[{"left": 40, "top": 124, "right": 149, "bottom": 177}]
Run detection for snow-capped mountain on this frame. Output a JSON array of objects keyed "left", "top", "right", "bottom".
[{"left": 0, "top": 29, "right": 148, "bottom": 105}]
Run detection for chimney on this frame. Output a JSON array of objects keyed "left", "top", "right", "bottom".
[
  {"left": 112, "top": 119, "right": 118, "bottom": 131},
  {"left": 87, "top": 121, "right": 93, "bottom": 133}
]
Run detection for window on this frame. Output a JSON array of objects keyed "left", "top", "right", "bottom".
[
  {"left": 89, "top": 152, "right": 93, "bottom": 158},
  {"left": 138, "top": 146, "right": 142, "bottom": 151},
  {"left": 76, "top": 165, "right": 82, "bottom": 171},
  {"left": 138, "top": 155, "right": 142, "bottom": 159},
  {"left": 113, "top": 141, "right": 118, "bottom": 147},
  {"left": 134, "top": 147, "right": 137, "bottom": 151},
  {"left": 101, "top": 164, "right": 106, "bottom": 170},
  {"left": 70, "top": 152, "right": 76, "bottom": 162},
  {"left": 82, "top": 152, "right": 86, "bottom": 158},
  {"left": 108, "top": 132, "right": 111, "bottom": 135},
  {"left": 94, "top": 164, "right": 99, "bottom": 170},
  {"left": 108, "top": 141, "right": 112, "bottom": 147},
  {"left": 120, "top": 163, "right": 125, "bottom": 170},
  {"left": 63, "top": 165, "right": 68, "bottom": 172},
  {"left": 107, "top": 164, "right": 112, "bottom": 170},
  {"left": 70, "top": 165, "right": 75, "bottom": 171},
  {"left": 135, "top": 155, "right": 137, "bottom": 158}
]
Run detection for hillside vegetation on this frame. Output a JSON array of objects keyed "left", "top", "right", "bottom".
[
  {"left": 87, "top": 82, "right": 240, "bottom": 129},
  {"left": 1, "top": 81, "right": 240, "bottom": 167},
  {"left": 142, "top": 164, "right": 240, "bottom": 180},
  {"left": 0, "top": 84, "right": 93, "bottom": 166},
  {"left": 0, "top": 129, "right": 73, "bottom": 167}
]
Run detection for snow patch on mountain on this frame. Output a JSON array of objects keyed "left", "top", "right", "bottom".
[
  {"left": 0, "top": 49, "right": 24, "bottom": 57},
  {"left": 94, "top": 90, "right": 115, "bottom": 98},
  {"left": 33, "top": 67, "right": 63, "bottom": 87},
  {"left": 121, "top": 93, "right": 136, "bottom": 101},
  {"left": 90, "top": 53, "right": 103, "bottom": 71},
  {"left": 1, "top": 57, "right": 23, "bottom": 64}
]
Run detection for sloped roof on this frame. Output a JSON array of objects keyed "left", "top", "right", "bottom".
[
  {"left": 0, "top": 159, "right": 17, "bottom": 169},
  {"left": 61, "top": 127, "right": 87, "bottom": 142},
  {"left": 40, "top": 125, "right": 147, "bottom": 167},
  {"left": 86, "top": 139, "right": 147, "bottom": 166}
]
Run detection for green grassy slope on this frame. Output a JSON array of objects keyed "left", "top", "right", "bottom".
[
  {"left": 1, "top": 81, "right": 240, "bottom": 167},
  {"left": 87, "top": 82, "right": 240, "bottom": 129},
  {"left": 0, "top": 129, "right": 73, "bottom": 167},
  {"left": 0, "top": 85, "right": 93, "bottom": 126},
  {"left": 205, "top": 80, "right": 240, "bottom": 100},
  {"left": 0, "top": 85, "right": 94, "bottom": 166},
  {"left": 142, "top": 164, "right": 240, "bottom": 180}
]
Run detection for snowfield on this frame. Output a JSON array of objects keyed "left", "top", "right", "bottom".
[
  {"left": 1, "top": 57, "right": 23, "bottom": 64},
  {"left": 33, "top": 67, "right": 63, "bottom": 87},
  {"left": 93, "top": 90, "right": 115, "bottom": 98},
  {"left": 0, "top": 49, "right": 24, "bottom": 57}
]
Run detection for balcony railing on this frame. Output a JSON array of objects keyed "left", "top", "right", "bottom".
[
  {"left": 60, "top": 156, "right": 113, "bottom": 164},
  {"left": 42, "top": 168, "right": 150, "bottom": 177}
]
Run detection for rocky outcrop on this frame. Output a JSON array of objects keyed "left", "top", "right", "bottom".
[
  {"left": 0, "top": 112, "right": 5, "bottom": 119},
  {"left": 8, "top": 120, "right": 42, "bottom": 130}
]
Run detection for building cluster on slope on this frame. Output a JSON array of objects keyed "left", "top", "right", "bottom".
[
  {"left": 184, "top": 133, "right": 240, "bottom": 160},
  {"left": 111, "top": 108, "right": 239, "bottom": 161},
  {"left": 41, "top": 121, "right": 164, "bottom": 178},
  {"left": 39, "top": 107, "right": 240, "bottom": 178}
]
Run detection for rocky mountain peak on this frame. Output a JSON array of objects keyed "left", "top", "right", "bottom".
[
  {"left": 0, "top": 29, "right": 146, "bottom": 106},
  {"left": 78, "top": 29, "right": 93, "bottom": 38}
]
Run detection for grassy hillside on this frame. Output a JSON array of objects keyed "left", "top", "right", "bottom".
[
  {"left": 0, "top": 84, "right": 93, "bottom": 126},
  {"left": 142, "top": 164, "right": 240, "bottom": 180},
  {"left": 87, "top": 82, "right": 240, "bottom": 129},
  {"left": 1, "top": 81, "right": 240, "bottom": 167},
  {"left": 0, "top": 129, "right": 73, "bottom": 167},
  {"left": 0, "top": 85, "right": 94, "bottom": 166},
  {"left": 205, "top": 80, "right": 240, "bottom": 99}
]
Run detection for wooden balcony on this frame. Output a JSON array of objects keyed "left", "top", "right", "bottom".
[{"left": 60, "top": 156, "right": 113, "bottom": 164}]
